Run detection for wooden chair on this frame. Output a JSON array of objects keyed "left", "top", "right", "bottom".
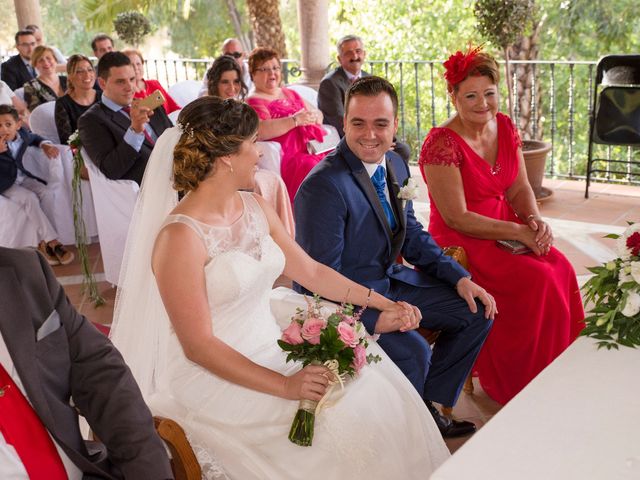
[
  {"left": 154, "top": 416, "right": 202, "bottom": 480},
  {"left": 418, "top": 246, "right": 474, "bottom": 417}
]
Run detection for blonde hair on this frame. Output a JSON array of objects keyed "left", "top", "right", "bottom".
[{"left": 31, "top": 45, "right": 56, "bottom": 68}]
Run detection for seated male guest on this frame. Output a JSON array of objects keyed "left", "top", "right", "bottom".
[
  {"left": 0, "top": 246, "right": 173, "bottom": 479},
  {"left": 78, "top": 52, "right": 171, "bottom": 185},
  {"left": 1, "top": 30, "right": 38, "bottom": 91},
  {"left": 317, "top": 34, "right": 411, "bottom": 162},
  {"left": 295, "top": 76, "right": 496, "bottom": 438}
]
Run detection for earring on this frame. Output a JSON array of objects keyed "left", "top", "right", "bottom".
[{"left": 230, "top": 164, "right": 234, "bottom": 173}]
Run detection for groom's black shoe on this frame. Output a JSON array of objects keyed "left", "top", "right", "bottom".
[{"left": 425, "top": 400, "right": 476, "bottom": 438}]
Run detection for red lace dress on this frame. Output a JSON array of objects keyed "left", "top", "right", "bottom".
[
  {"left": 419, "top": 112, "right": 584, "bottom": 404},
  {"left": 247, "top": 87, "right": 327, "bottom": 203}
]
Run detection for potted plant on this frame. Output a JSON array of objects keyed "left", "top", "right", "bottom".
[
  {"left": 113, "top": 11, "right": 151, "bottom": 48},
  {"left": 474, "top": 0, "right": 553, "bottom": 200}
]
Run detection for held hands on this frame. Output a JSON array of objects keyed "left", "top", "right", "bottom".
[
  {"left": 129, "top": 99, "right": 155, "bottom": 134},
  {"left": 41, "top": 143, "right": 59, "bottom": 159},
  {"left": 455, "top": 277, "right": 497, "bottom": 320},
  {"left": 375, "top": 301, "right": 422, "bottom": 333},
  {"left": 283, "top": 364, "right": 332, "bottom": 401},
  {"left": 519, "top": 215, "right": 553, "bottom": 256}
]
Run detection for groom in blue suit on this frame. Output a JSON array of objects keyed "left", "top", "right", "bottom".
[{"left": 295, "top": 77, "right": 495, "bottom": 437}]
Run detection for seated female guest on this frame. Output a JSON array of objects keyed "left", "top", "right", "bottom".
[
  {"left": 123, "top": 49, "right": 180, "bottom": 114},
  {"left": 246, "top": 47, "right": 327, "bottom": 203},
  {"left": 419, "top": 47, "right": 584, "bottom": 405},
  {"left": 205, "top": 54, "right": 248, "bottom": 100},
  {"left": 54, "top": 54, "right": 101, "bottom": 144},
  {"left": 23, "top": 45, "right": 67, "bottom": 111}
]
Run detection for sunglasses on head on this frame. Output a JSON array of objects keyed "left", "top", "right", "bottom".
[{"left": 228, "top": 52, "right": 243, "bottom": 59}]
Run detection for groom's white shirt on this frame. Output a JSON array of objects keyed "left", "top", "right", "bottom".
[{"left": 0, "top": 331, "right": 82, "bottom": 480}]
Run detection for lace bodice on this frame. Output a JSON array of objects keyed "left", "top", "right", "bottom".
[{"left": 161, "top": 192, "right": 285, "bottom": 355}]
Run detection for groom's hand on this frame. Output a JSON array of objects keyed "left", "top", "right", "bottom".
[
  {"left": 375, "top": 301, "right": 422, "bottom": 333},
  {"left": 456, "top": 277, "right": 497, "bottom": 320}
]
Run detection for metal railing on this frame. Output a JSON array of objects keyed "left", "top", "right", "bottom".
[
  {"left": 145, "top": 57, "right": 640, "bottom": 185},
  {"left": 3, "top": 53, "right": 636, "bottom": 185}
]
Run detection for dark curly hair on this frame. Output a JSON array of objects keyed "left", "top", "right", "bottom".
[
  {"left": 205, "top": 55, "right": 248, "bottom": 100},
  {"left": 173, "top": 97, "right": 259, "bottom": 193}
]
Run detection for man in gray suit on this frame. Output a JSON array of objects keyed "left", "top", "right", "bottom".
[
  {"left": 318, "top": 35, "right": 411, "bottom": 162},
  {"left": 0, "top": 246, "right": 173, "bottom": 479},
  {"left": 318, "top": 34, "right": 369, "bottom": 137}
]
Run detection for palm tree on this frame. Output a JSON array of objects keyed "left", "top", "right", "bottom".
[{"left": 246, "top": 0, "right": 287, "bottom": 57}]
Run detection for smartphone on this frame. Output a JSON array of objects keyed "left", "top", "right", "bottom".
[
  {"left": 137, "top": 89, "right": 166, "bottom": 110},
  {"left": 496, "top": 239, "right": 532, "bottom": 255}
]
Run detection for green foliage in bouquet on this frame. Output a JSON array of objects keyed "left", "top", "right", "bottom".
[{"left": 581, "top": 223, "right": 640, "bottom": 349}]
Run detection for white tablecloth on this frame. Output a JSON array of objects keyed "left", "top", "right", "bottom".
[{"left": 430, "top": 337, "right": 640, "bottom": 480}]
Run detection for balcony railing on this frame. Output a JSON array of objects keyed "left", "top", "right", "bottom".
[{"left": 145, "top": 57, "right": 638, "bottom": 186}]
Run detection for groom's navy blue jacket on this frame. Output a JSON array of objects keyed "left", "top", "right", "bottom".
[{"left": 294, "top": 139, "right": 491, "bottom": 405}]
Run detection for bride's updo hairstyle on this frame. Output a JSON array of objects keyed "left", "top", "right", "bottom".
[{"left": 173, "top": 96, "right": 259, "bottom": 192}]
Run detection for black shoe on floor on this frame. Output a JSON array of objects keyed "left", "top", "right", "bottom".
[{"left": 425, "top": 400, "right": 476, "bottom": 438}]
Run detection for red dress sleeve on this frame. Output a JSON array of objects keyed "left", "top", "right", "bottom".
[
  {"left": 500, "top": 113, "right": 523, "bottom": 149},
  {"left": 419, "top": 128, "right": 464, "bottom": 168}
]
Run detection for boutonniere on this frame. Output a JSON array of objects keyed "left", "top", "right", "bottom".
[{"left": 397, "top": 177, "right": 419, "bottom": 207}]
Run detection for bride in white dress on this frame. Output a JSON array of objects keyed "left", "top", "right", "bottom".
[{"left": 110, "top": 97, "right": 450, "bottom": 479}]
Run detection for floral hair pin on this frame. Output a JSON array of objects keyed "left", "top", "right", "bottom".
[
  {"left": 177, "top": 121, "right": 194, "bottom": 138},
  {"left": 443, "top": 44, "right": 484, "bottom": 92}
]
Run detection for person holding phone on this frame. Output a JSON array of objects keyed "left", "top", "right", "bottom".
[
  {"left": 78, "top": 52, "right": 172, "bottom": 185},
  {"left": 419, "top": 46, "right": 584, "bottom": 405},
  {"left": 123, "top": 49, "right": 180, "bottom": 114}
]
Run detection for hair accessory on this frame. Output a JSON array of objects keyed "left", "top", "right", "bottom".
[
  {"left": 177, "top": 121, "right": 194, "bottom": 138},
  {"left": 443, "top": 44, "right": 484, "bottom": 91}
]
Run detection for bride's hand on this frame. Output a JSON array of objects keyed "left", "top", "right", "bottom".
[
  {"left": 283, "top": 364, "right": 331, "bottom": 401},
  {"left": 375, "top": 301, "right": 421, "bottom": 333}
]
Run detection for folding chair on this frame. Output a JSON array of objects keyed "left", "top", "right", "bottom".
[{"left": 585, "top": 54, "right": 640, "bottom": 198}]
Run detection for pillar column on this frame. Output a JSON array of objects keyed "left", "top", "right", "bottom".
[
  {"left": 296, "top": 0, "right": 329, "bottom": 89},
  {"left": 14, "top": 0, "right": 42, "bottom": 29}
]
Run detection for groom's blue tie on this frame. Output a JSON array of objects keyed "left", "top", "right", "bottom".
[{"left": 371, "top": 165, "right": 397, "bottom": 230}]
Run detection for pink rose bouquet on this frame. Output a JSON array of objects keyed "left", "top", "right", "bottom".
[{"left": 278, "top": 295, "right": 381, "bottom": 446}]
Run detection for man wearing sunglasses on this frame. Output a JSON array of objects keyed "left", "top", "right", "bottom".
[{"left": 1, "top": 30, "right": 38, "bottom": 91}]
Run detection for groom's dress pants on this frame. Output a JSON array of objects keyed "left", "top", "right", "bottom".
[{"left": 377, "top": 278, "right": 492, "bottom": 407}]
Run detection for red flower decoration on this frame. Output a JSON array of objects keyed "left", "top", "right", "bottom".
[
  {"left": 443, "top": 45, "right": 484, "bottom": 90},
  {"left": 627, "top": 231, "right": 640, "bottom": 256}
]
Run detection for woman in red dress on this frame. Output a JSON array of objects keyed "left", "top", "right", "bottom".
[
  {"left": 123, "top": 49, "right": 180, "bottom": 115},
  {"left": 419, "top": 47, "right": 584, "bottom": 404}
]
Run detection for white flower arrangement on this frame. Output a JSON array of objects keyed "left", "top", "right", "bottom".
[
  {"left": 582, "top": 222, "right": 640, "bottom": 348},
  {"left": 397, "top": 177, "right": 419, "bottom": 204}
]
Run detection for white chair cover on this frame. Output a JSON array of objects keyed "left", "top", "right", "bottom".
[
  {"left": 22, "top": 145, "right": 98, "bottom": 246},
  {"left": 286, "top": 83, "right": 319, "bottom": 107},
  {"left": 167, "top": 80, "right": 202, "bottom": 108},
  {"left": 256, "top": 141, "right": 283, "bottom": 174},
  {"left": 82, "top": 148, "right": 139, "bottom": 285},
  {"left": 0, "top": 196, "right": 39, "bottom": 248},
  {"left": 168, "top": 108, "right": 181, "bottom": 125},
  {"left": 13, "top": 87, "right": 25, "bottom": 101},
  {"left": 30, "top": 101, "right": 60, "bottom": 143}
]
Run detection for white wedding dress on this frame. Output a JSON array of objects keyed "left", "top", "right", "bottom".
[
  {"left": 145, "top": 192, "right": 449, "bottom": 479},
  {"left": 109, "top": 127, "right": 448, "bottom": 479}
]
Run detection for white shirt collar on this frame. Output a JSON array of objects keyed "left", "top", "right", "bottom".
[
  {"left": 362, "top": 156, "right": 387, "bottom": 178},
  {"left": 344, "top": 69, "right": 361, "bottom": 82}
]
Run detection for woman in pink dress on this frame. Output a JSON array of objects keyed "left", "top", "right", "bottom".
[
  {"left": 419, "top": 47, "right": 584, "bottom": 404},
  {"left": 246, "top": 47, "right": 327, "bottom": 202}
]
